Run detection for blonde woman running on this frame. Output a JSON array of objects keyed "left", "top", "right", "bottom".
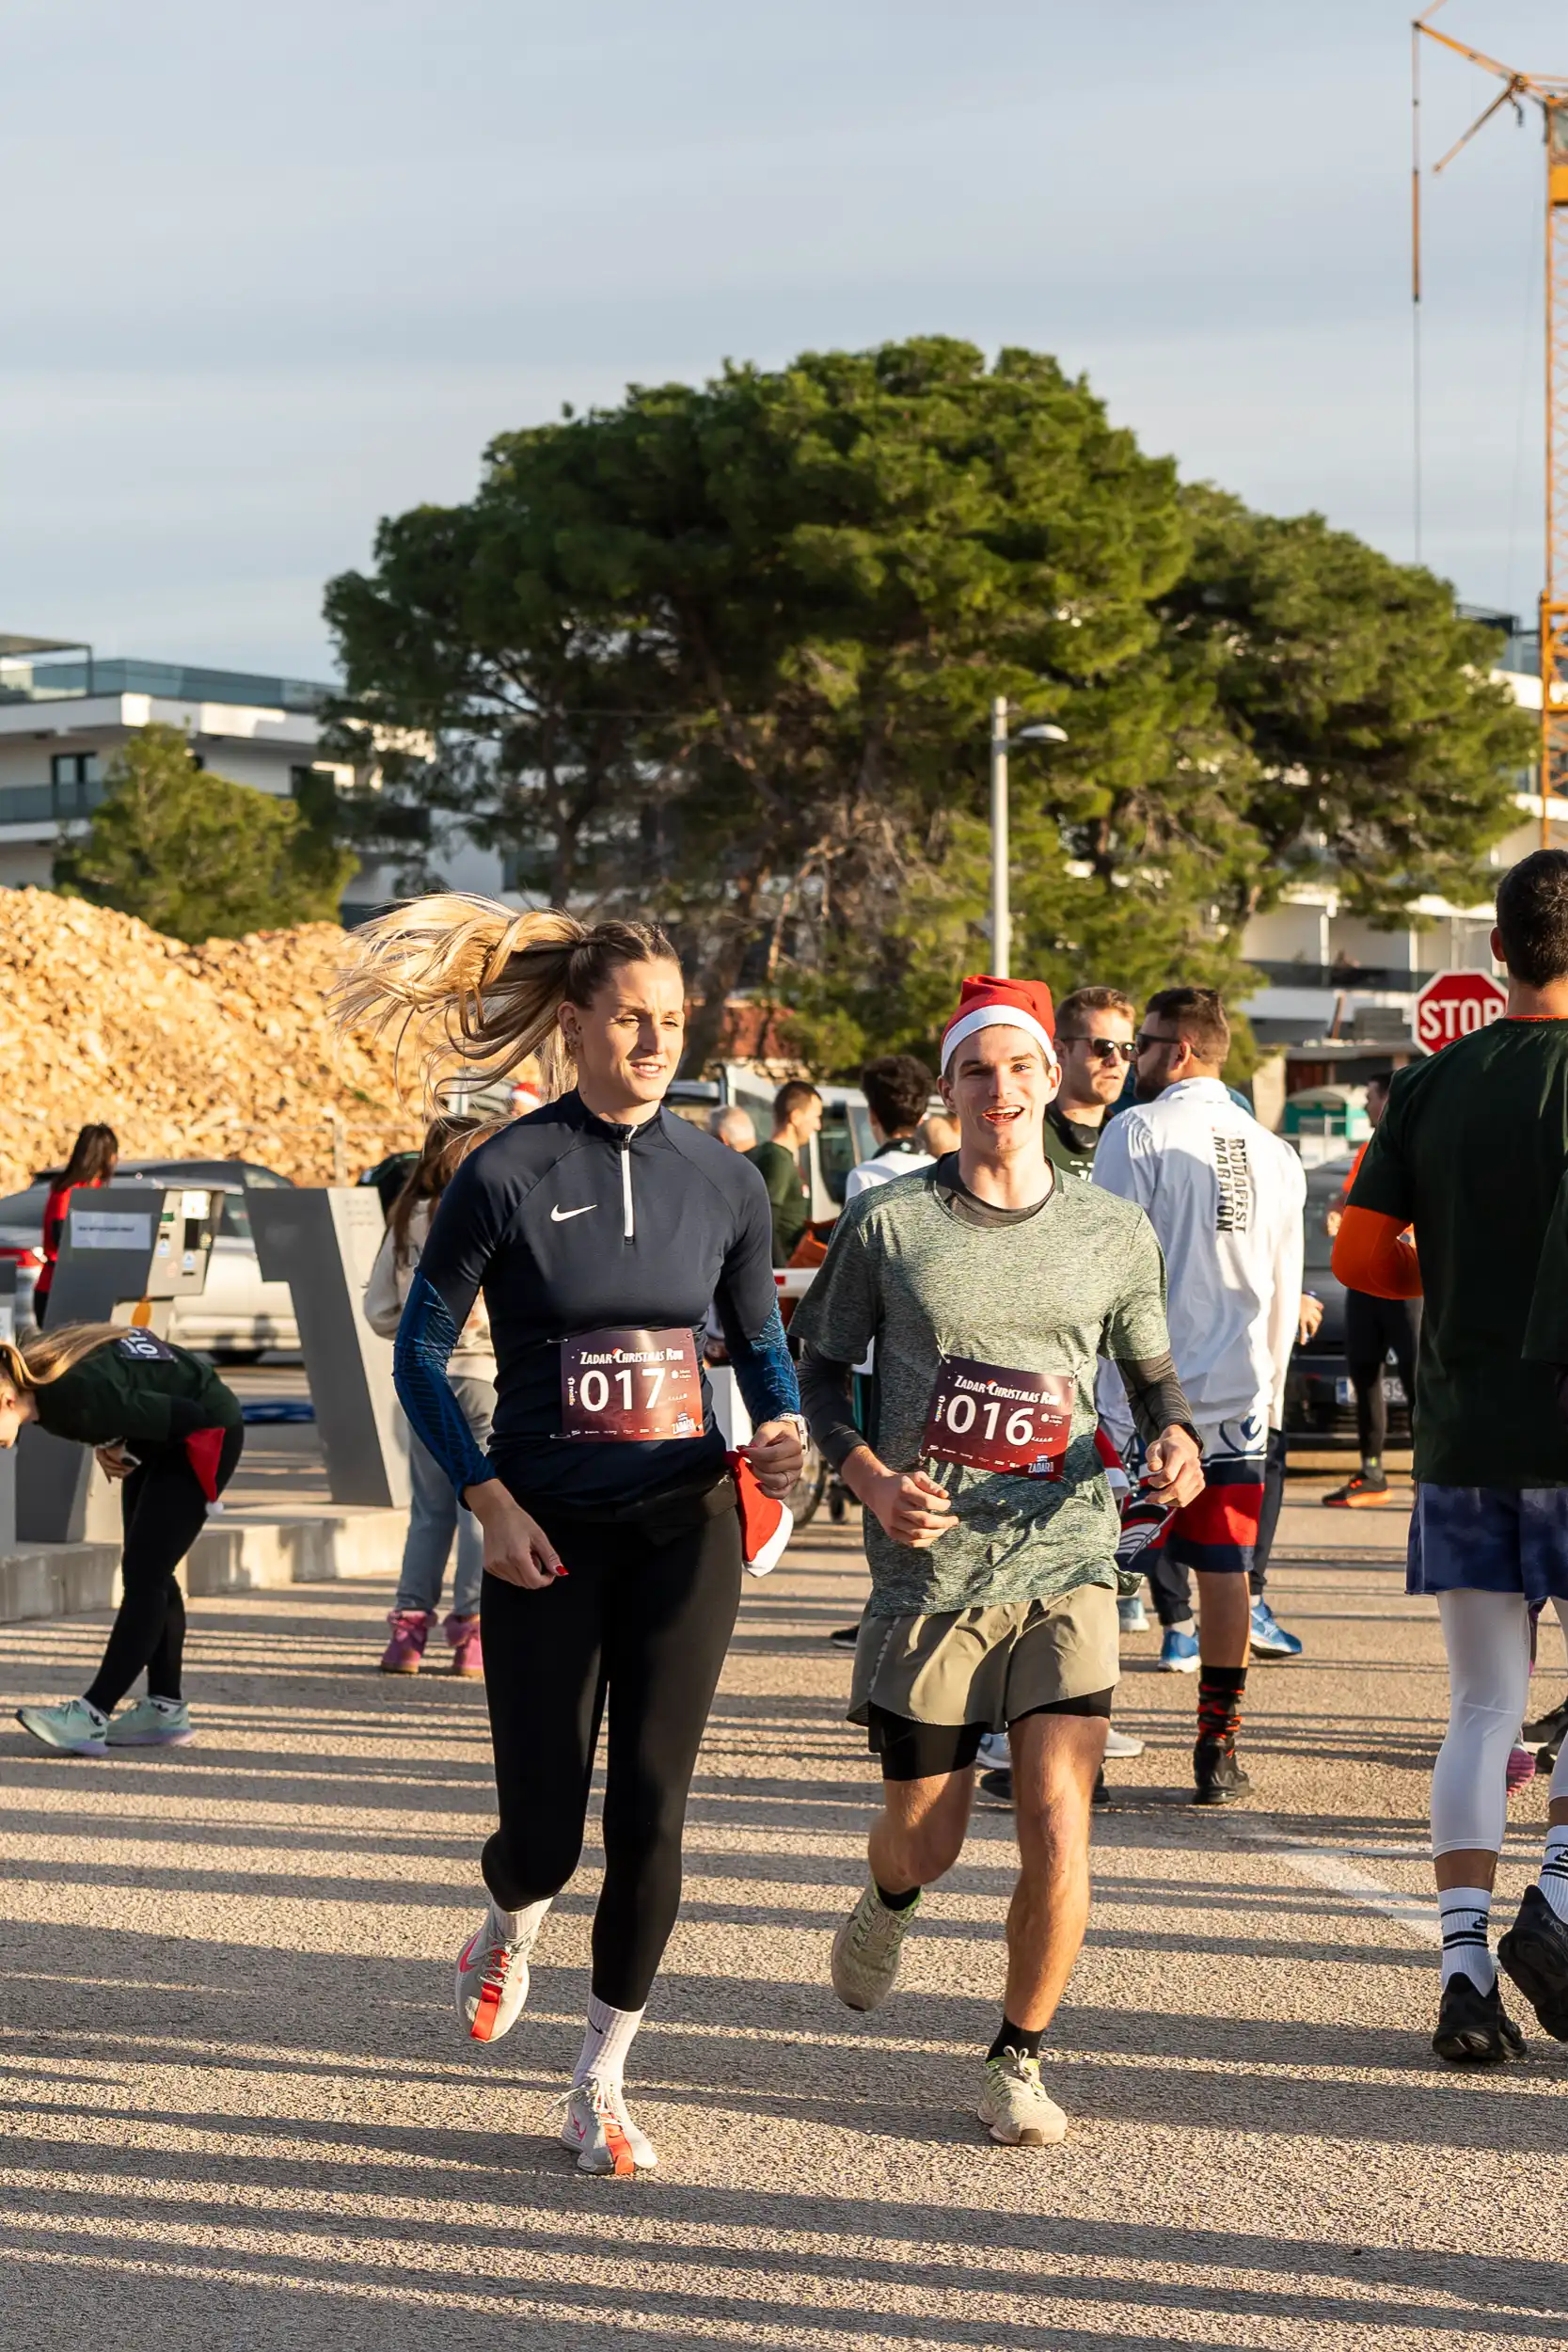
[
  {"left": 2, "top": 1325, "right": 244, "bottom": 1755},
  {"left": 334, "top": 899, "right": 803, "bottom": 2176}
]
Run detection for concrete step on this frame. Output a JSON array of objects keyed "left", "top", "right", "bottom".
[{"left": 0, "top": 1508, "right": 404, "bottom": 1625}]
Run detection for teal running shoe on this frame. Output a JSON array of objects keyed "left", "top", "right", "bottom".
[
  {"left": 16, "top": 1699, "right": 108, "bottom": 1757},
  {"left": 106, "top": 1697, "right": 194, "bottom": 1747}
]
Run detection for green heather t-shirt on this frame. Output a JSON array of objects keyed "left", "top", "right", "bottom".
[
  {"left": 1348, "top": 1017, "right": 1568, "bottom": 1487},
  {"left": 789, "top": 1164, "right": 1172, "bottom": 1614}
]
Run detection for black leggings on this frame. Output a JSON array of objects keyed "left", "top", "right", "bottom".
[
  {"left": 84, "top": 1426, "right": 245, "bottom": 1716},
  {"left": 1344, "top": 1289, "right": 1420, "bottom": 1460},
  {"left": 479, "top": 1487, "right": 742, "bottom": 2011}
]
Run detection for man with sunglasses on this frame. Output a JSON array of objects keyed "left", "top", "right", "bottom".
[
  {"left": 1042, "top": 988, "right": 1137, "bottom": 1184},
  {"left": 1094, "top": 987, "right": 1306, "bottom": 1804}
]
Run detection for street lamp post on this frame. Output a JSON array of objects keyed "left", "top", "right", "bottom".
[{"left": 989, "top": 695, "right": 1068, "bottom": 980}]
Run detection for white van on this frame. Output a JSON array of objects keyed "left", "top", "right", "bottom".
[{"left": 665, "top": 1064, "right": 875, "bottom": 1228}]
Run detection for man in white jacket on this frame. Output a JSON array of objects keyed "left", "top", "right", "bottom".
[{"left": 1095, "top": 987, "right": 1306, "bottom": 1804}]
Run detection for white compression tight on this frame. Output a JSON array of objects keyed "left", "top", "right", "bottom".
[{"left": 1432, "top": 1590, "right": 1568, "bottom": 1857}]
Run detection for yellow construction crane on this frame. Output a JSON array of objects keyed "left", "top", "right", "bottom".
[{"left": 1413, "top": 4, "right": 1568, "bottom": 847}]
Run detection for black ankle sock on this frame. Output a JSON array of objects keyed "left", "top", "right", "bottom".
[
  {"left": 875, "top": 1881, "right": 920, "bottom": 1912},
  {"left": 988, "top": 2017, "right": 1043, "bottom": 2062},
  {"left": 1197, "top": 1664, "right": 1246, "bottom": 1745}
]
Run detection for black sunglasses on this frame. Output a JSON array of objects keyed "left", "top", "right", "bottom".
[
  {"left": 1134, "top": 1031, "right": 1180, "bottom": 1056},
  {"left": 1059, "top": 1035, "right": 1136, "bottom": 1064}
]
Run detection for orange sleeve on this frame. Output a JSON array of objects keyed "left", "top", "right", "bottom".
[{"left": 1331, "top": 1205, "right": 1422, "bottom": 1300}]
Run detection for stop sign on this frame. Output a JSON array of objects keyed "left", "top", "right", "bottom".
[{"left": 1413, "top": 969, "right": 1507, "bottom": 1049}]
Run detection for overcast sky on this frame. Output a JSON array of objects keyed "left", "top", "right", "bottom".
[{"left": 3, "top": 0, "right": 1562, "bottom": 678}]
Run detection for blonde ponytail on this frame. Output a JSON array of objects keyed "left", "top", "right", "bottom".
[
  {"left": 330, "top": 893, "right": 679, "bottom": 1112},
  {"left": 0, "top": 1323, "right": 135, "bottom": 1397}
]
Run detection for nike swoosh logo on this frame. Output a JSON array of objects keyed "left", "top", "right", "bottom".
[{"left": 550, "top": 1203, "right": 594, "bottom": 1222}]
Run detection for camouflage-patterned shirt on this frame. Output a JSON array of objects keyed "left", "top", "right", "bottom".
[{"left": 791, "top": 1160, "right": 1171, "bottom": 1616}]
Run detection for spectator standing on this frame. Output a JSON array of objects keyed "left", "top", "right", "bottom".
[
  {"left": 711, "top": 1106, "right": 757, "bottom": 1153},
  {"left": 1094, "top": 987, "right": 1306, "bottom": 1804},
  {"left": 364, "top": 1119, "right": 496, "bottom": 1678},
  {"left": 846, "top": 1057, "right": 936, "bottom": 1200},
  {"left": 1323, "top": 1072, "right": 1418, "bottom": 1508},
  {"left": 748, "top": 1082, "right": 822, "bottom": 1266},
  {"left": 918, "top": 1111, "right": 960, "bottom": 1158},
  {"left": 1044, "top": 991, "right": 1137, "bottom": 1183},
  {"left": 35, "top": 1124, "right": 118, "bottom": 1328}
]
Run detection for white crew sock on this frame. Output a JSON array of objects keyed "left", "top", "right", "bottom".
[
  {"left": 573, "top": 1993, "right": 645, "bottom": 2089},
  {"left": 1541, "top": 1825, "right": 1568, "bottom": 1925},
  {"left": 1438, "top": 1885, "right": 1496, "bottom": 1993},
  {"left": 493, "top": 1895, "right": 550, "bottom": 1947}
]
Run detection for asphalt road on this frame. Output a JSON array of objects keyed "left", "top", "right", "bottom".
[{"left": 0, "top": 1473, "right": 1564, "bottom": 2351}]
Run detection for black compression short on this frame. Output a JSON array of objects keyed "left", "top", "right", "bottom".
[{"left": 867, "top": 1689, "right": 1115, "bottom": 1781}]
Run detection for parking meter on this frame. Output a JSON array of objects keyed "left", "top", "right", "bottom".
[
  {"left": 16, "top": 1184, "right": 224, "bottom": 1544},
  {"left": 248, "top": 1187, "right": 410, "bottom": 1509}
]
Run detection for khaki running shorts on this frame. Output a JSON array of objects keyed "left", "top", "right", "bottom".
[{"left": 847, "top": 1581, "right": 1119, "bottom": 1733}]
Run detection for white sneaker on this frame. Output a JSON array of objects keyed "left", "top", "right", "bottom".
[
  {"left": 976, "top": 2048, "right": 1069, "bottom": 2147},
  {"left": 1102, "top": 1724, "right": 1144, "bottom": 1759},
  {"left": 16, "top": 1699, "right": 108, "bottom": 1758},
  {"left": 974, "top": 1730, "right": 1010, "bottom": 1771},
  {"left": 560, "top": 2077, "right": 658, "bottom": 2174},
  {"left": 453, "top": 1899, "right": 546, "bottom": 2043},
  {"left": 831, "top": 1882, "right": 921, "bottom": 2011}
]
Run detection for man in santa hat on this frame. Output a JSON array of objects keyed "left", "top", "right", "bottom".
[{"left": 792, "top": 974, "right": 1203, "bottom": 2148}]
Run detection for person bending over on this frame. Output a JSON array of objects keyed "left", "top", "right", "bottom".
[{"left": 6, "top": 1324, "right": 243, "bottom": 1754}]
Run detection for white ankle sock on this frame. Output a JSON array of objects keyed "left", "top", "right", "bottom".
[
  {"left": 492, "top": 1895, "right": 550, "bottom": 1947},
  {"left": 1540, "top": 1826, "right": 1568, "bottom": 1924},
  {"left": 1438, "top": 1885, "right": 1496, "bottom": 1992},
  {"left": 573, "top": 1993, "right": 645, "bottom": 2089}
]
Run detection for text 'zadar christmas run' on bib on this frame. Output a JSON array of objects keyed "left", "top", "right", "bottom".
[
  {"left": 922, "top": 1356, "right": 1074, "bottom": 1479},
  {"left": 559, "top": 1327, "right": 703, "bottom": 1441}
]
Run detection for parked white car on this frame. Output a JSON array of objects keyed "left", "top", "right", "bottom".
[{"left": 0, "top": 1157, "right": 300, "bottom": 1360}]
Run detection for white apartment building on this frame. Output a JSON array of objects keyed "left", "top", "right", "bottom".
[{"left": 0, "top": 633, "right": 356, "bottom": 894}]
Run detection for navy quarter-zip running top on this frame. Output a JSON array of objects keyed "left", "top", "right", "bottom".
[{"left": 394, "top": 1090, "right": 800, "bottom": 1508}]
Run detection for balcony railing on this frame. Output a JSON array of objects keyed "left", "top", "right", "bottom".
[
  {"left": 0, "top": 779, "right": 110, "bottom": 826},
  {"left": 1246, "top": 961, "right": 1439, "bottom": 993}
]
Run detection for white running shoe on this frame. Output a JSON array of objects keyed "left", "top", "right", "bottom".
[
  {"left": 560, "top": 2077, "right": 658, "bottom": 2174},
  {"left": 974, "top": 1730, "right": 1010, "bottom": 1772},
  {"left": 16, "top": 1699, "right": 108, "bottom": 1758},
  {"left": 1102, "top": 1724, "right": 1144, "bottom": 1759},
  {"left": 831, "top": 1882, "right": 921, "bottom": 2011},
  {"left": 453, "top": 1899, "right": 546, "bottom": 2043},
  {"left": 977, "top": 2049, "right": 1069, "bottom": 2147}
]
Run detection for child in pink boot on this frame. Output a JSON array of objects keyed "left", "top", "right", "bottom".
[{"left": 367, "top": 1121, "right": 496, "bottom": 1677}]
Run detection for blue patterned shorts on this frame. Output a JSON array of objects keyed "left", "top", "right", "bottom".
[{"left": 1406, "top": 1484, "right": 1568, "bottom": 1604}]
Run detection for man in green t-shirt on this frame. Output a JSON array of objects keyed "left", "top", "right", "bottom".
[
  {"left": 1338, "top": 849, "right": 1568, "bottom": 2066},
  {"left": 747, "top": 1081, "right": 820, "bottom": 1265},
  {"left": 1042, "top": 985, "right": 1137, "bottom": 1183},
  {"left": 794, "top": 973, "right": 1202, "bottom": 2148}
]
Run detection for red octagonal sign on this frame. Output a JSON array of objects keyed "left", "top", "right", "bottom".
[{"left": 1413, "top": 968, "right": 1507, "bottom": 1050}]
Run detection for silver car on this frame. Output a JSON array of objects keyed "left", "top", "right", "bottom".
[{"left": 0, "top": 1157, "right": 300, "bottom": 1361}]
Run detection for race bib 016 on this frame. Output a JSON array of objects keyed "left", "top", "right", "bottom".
[
  {"left": 559, "top": 1327, "right": 704, "bottom": 1442},
  {"left": 922, "top": 1356, "right": 1074, "bottom": 1478}
]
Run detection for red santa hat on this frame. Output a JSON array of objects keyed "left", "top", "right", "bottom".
[{"left": 940, "top": 974, "right": 1058, "bottom": 1074}]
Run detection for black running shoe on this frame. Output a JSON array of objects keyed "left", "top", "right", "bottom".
[
  {"left": 1432, "top": 1971, "right": 1528, "bottom": 2065},
  {"left": 977, "top": 1766, "right": 1108, "bottom": 1809},
  {"left": 1192, "top": 1740, "right": 1251, "bottom": 1806},
  {"left": 1522, "top": 1688, "right": 1568, "bottom": 1746},
  {"left": 1497, "top": 1886, "right": 1568, "bottom": 2042},
  {"left": 828, "top": 1626, "right": 860, "bottom": 1649}
]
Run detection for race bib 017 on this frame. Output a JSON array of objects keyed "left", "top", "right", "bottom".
[
  {"left": 922, "top": 1356, "right": 1075, "bottom": 1478},
  {"left": 559, "top": 1327, "right": 704, "bottom": 1442}
]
